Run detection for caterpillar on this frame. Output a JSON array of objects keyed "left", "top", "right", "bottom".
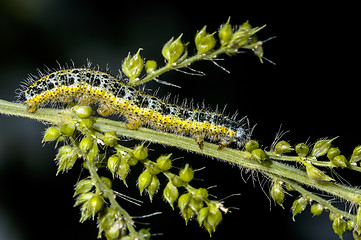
[{"left": 17, "top": 67, "right": 249, "bottom": 149}]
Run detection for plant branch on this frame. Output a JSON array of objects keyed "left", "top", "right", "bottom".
[{"left": 1, "top": 99, "right": 361, "bottom": 208}]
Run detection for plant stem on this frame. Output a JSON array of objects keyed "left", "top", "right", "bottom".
[{"left": 1, "top": 100, "right": 361, "bottom": 211}]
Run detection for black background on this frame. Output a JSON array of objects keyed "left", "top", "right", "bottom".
[{"left": 0, "top": 1, "right": 359, "bottom": 240}]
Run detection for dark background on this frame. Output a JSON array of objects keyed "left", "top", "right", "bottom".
[{"left": 0, "top": 1, "right": 359, "bottom": 240}]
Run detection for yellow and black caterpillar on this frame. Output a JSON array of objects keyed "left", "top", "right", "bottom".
[{"left": 18, "top": 68, "right": 249, "bottom": 149}]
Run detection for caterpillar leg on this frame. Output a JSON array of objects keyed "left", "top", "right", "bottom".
[
  {"left": 97, "top": 105, "right": 115, "bottom": 117},
  {"left": 126, "top": 118, "right": 142, "bottom": 130},
  {"left": 193, "top": 135, "right": 205, "bottom": 150}
]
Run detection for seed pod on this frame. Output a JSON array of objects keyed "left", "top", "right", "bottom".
[
  {"left": 251, "top": 148, "right": 267, "bottom": 162},
  {"left": 304, "top": 162, "right": 334, "bottom": 181},
  {"left": 101, "top": 176, "right": 112, "bottom": 189},
  {"left": 107, "top": 154, "right": 120, "bottom": 178},
  {"left": 194, "top": 188, "right": 208, "bottom": 202},
  {"left": 350, "top": 145, "right": 361, "bottom": 165},
  {"left": 331, "top": 155, "right": 348, "bottom": 168},
  {"left": 42, "top": 126, "right": 60, "bottom": 143},
  {"left": 332, "top": 217, "right": 346, "bottom": 240},
  {"left": 55, "top": 146, "right": 78, "bottom": 175},
  {"left": 145, "top": 161, "right": 160, "bottom": 175},
  {"left": 195, "top": 26, "right": 216, "bottom": 55},
  {"left": 74, "top": 179, "right": 94, "bottom": 197},
  {"left": 156, "top": 154, "right": 172, "bottom": 172},
  {"left": 189, "top": 197, "right": 204, "bottom": 213},
  {"left": 86, "top": 141, "right": 99, "bottom": 163},
  {"left": 245, "top": 140, "right": 259, "bottom": 152},
  {"left": 162, "top": 34, "right": 185, "bottom": 64},
  {"left": 78, "top": 118, "right": 94, "bottom": 131},
  {"left": 291, "top": 196, "right": 308, "bottom": 220},
  {"left": 60, "top": 123, "right": 76, "bottom": 137},
  {"left": 122, "top": 49, "right": 144, "bottom": 81},
  {"left": 103, "top": 132, "right": 119, "bottom": 147},
  {"left": 311, "top": 138, "right": 337, "bottom": 158},
  {"left": 98, "top": 207, "right": 117, "bottom": 237},
  {"left": 74, "top": 192, "right": 95, "bottom": 207},
  {"left": 73, "top": 105, "right": 94, "bottom": 119},
  {"left": 295, "top": 143, "right": 309, "bottom": 157},
  {"left": 327, "top": 147, "right": 341, "bottom": 161},
  {"left": 197, "top": 207, "right": 209, "bottom": 226},
  {"left": 138, "top": 170, "right": 152, "bottom": 195},
  {"left": 145, "top": 60, "right": 157, "bottom": 75},
  {"left": 89, "top": 195, "right": 104, "bottom": 215},
  {"left": 79, "top": 136, "right": 94, "bottom": 154},
  {"left": 117, "top": 158, "right": 130, "bottom": 186},
  {"left": 178, "top": 193, "right": 192, "bottom": 213},
  {"left": 179, "top": 164, "right": 194, "bottom": 183},
  {"left": 163, "top": 181, "right": 179, "bottom": 210},
  {"left": 274, "top": 140, "right": 293, "bottom": 155},
  {"left": 270, "top": 181, "right": 285, "bottom": 208},
  {"left": 205, "top": 204, "right": 222, "bottom": 235},
  {"left": 171, "top": 175, "right": 185, "bottom": 188},
  {"left": 147, "top": 175, "right": 160, "bottom": 202},
  {"left": 310, "top": 202, "right": 324, "bottom": 216},
  {"left": 133, "top": 144, "right": 148, "bottom": 160},
  {"left": 219, "top": 17, "right": 233, "bottom": 46}
]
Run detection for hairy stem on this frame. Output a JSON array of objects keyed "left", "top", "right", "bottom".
[{"left": 1, "top": 99, "right": 361, "bottom": 213}]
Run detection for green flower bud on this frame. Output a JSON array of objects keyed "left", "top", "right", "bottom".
[
  {"left": 74, "top": 192, "right": 95, "bottom": 207},
  {"left": 98, "top": 207, "right": 117, "bottom": 237},
  {"left": 147, "top": 175, "right": 160, "bottom": 202},
  {"left": 332, "top": 217, "right": 346, "bottom": 240},
  {"left": 162, "top": 34, "right": 185, "bottom": 64},
  {"left": 60, "top": 123, "right": 76, "bottom": 137},
  {"left": 117, "top": 157, "right": 130, "bottom": 186},
  {"left": 55, "top": 146, "right": 78, "bottom": 175},
  {"left": 107, "top": 154, "right": 120, "bottom": 178},
  {"left": 304, "top": 162, "right": 334, "bottom": 181},
  {"left": 163, "top": 181, "right": 179, "bottom": 210},
  {"left": 178, "top": 193, "right": 192, "bottom": 212},
  {"left": 331, "top": 155, "right": 348, "bottom": 168},
  {"left": 310, "top": 202, "right": 324, "bottom": 216},
  {"left": 205, "top": 204, "right": 222, "bottom": 235},
  {"left": 138, "top": 170, "right": 152, "bottom": 195},
  {"left": 245, "top": 139, "right": 259, "bottom": 152},
  {"left": 145, "top": 161, "right": 160, "bottom": 175},
  {"left": 74, "top": 178, "right": 94, "bottom": 197},
  {"left": 125, "top": 153, "right": 138, "bottom": 166},
  {"left": 311, "top": 138, "right": 337, "bottom": 158},
  {"left": 42, "top": 126, "right": 60, "bottom": 143},
  {"left": 327, "top": 147, "right": 341, "bottom": 161},
  {"left": 133, "top": 144, "right": 148, "bottom": 160},
  {"left": 89, "top": 195, "right": 104, "bottom": 215},
  {"left": 195, "top": 26, "right": 216, "bottom": 55},
  {"left": 274, "top": 140, "right": 293, "bottom": 155},
  {"left": 350, "top": 145, "right": 361, "bottom": 165},
  {"left": 346, "top": 219, "right": 355, "bottom": 231},
  {"left": 156, "top": 154, "right": 172, "bottom": 172},
  {"left": 86, "top": 141, "right": 99, "bottom": 163},
  {"left": 218, "top": 17, "right": 233, "bottom": 46},
  {"left": 78, "top": 118, "right": 94, "bottom": 131},
  {"left": 105, "top": 219, "right": 124, "bottom": 239},
  {"left": 171, "top": 175, "right": 185, "bottom": 188},
  {"left": 270, "top": 181, "right": 285, "bottom": 208},
  {"left": 179, "top": 164, "right": 194, "bottom": 183},
  {"left": 295, "top": 143, "right": 309, "bottom": 157},
  {"left": 145, "top": 60, "right": 157, "bottom": 75},
  {"left": 103, "top": 132, "right": 119, "bottom": 147},
  {"left": 79, "top": 136, "right": 94, "bottom": 154},
  {"left": 291, "top": 196, "right": 308, "bottom": 220},
  {"left": 189, "top": 197, "right": 204, "bottom": 213},
  {"left": 101, "top": 176, "right": 112, "bottom": 189},
  {"left": 197, "top": 207, "right": 209, "bottom": 226},
  {"left": 194, "top": 188, "right": 208, "bottom": 202},
  {"left": 251, "top": 148, "right": 267, "bottom": 162},
  {"left": 73, "top": 105, "right": 94, "bottom": 119},
  {"left": 122, "top": 49, "right": 144, "bottom": 81}
]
